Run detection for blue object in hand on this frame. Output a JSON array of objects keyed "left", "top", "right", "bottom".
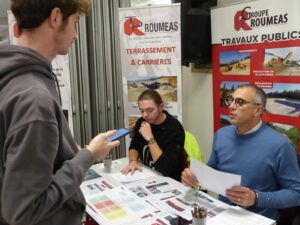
[{"left": 107, "top": 128, "right": 130, "bottom": 142}]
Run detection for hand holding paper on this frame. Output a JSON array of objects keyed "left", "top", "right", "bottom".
[{"left": 190, "top": 159, "right": 241, "bottom": 196}]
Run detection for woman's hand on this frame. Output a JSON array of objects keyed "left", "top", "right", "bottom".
[{"left": 121, "top": 160, "right": 142, "bottom": 175}]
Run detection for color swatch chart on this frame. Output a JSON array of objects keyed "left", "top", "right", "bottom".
[
  {"left": 86, "top": 186, "right": 156, "bottom": 225},
  {"left": 89, "top": 195, "right": 127, "bottom": 221}
]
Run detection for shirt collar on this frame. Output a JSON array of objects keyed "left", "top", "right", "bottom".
[{"left": 236, "top": 120, "right": 262, "bottom": 135}]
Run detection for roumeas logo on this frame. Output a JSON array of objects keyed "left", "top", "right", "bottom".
[
  {"left": 124, "top": 16, "right": 179, "bottom": 36},
  {"left": 234, "top": 7, "right": 252, "bottom": 31},
  {"left": 124, "top": 16, "right": 144, "bottom": 36},
  {"left": 234, "top": 6, "right": 288, "bottom": 31}
]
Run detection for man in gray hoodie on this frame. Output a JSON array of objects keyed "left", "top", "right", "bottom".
[{"left": 0, "top": 1, "right": 120, "bottom": 225}]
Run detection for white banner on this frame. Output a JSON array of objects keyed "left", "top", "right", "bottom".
[
  {"left": 211, "top": 0, "right": 300, "bottom": 45},
  {"left": 119, "top": 4, "right": 182, "bottom": 133}
]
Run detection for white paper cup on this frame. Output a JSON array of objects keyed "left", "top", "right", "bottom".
[{"left": 192, "top": 217, "right": 206, "bottom": 225}]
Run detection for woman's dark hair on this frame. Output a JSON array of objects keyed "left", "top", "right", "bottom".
[{"left": 138, "top": 89, "right": 164, "bottom": 106}]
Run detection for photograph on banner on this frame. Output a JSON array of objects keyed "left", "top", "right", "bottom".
[
  {"left": 261, "top": 83, "right": 300, "bottom": 117},
  {"left": 220, "top": 81, "right": 249, "bottom": 108},
  {"left": 127, "top": 76, "right": 177, "bottom": 102},
  {"left": 219, "top": 50, "right": 251, "bottom": 75},
  {"left": 220, "top": 115, "right": 230, "bottom": 128},
  {"left": 264, "top": 47, "right": 300, "bottom": 76},
  {"left": 128, "top": 115, "right": 140, "bottom": 134},
  {"left": 265, "top": 122, "right": 299, "bottom": 152}
]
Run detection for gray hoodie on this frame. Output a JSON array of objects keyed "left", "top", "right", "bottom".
[{"left": 0, "top": 44, "right": 94, "bottom": 225}]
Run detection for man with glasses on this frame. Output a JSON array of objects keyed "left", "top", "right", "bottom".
[
  {"left": 121, "top": 89, "right": 185, "bottom": 181},
  {"left": 182, "top": 84, "right": 300, "bottom": 222}
]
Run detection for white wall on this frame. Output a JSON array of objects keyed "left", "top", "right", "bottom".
[{"left": 182, "top": 66, "right": 214, "bottom": 162}]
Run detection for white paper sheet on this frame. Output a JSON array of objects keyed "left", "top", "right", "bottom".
[
  {"left": 111, "top": 169, "right": 157, "bottom": 184},
  {"left": 208, "top": 206, "right": 276, "bottom": 225},
  {"left": 190, "top": 159, "right": 241, "bottom": 196}
]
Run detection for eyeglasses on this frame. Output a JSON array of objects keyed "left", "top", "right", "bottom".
[{"left": 225, "top": 96, "right": 261, "bottom": 108}]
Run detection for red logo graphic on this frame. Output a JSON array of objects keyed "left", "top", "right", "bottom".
[
  {"left": 234, "top": 7, "right": 252, "bottom": 31},
  {"left": 124, "top": 17, "right": 144, "bottom": 36}
]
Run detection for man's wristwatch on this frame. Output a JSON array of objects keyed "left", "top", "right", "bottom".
[
  {"left": 146, "top": 137, "right": 156, "bottom": 145},
  {"left": 254, "top": 191, "right": 259, "bottom": 206}
]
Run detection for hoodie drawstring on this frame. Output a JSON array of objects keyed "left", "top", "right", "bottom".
[{"left": 52, "top": 72, "right": 62, "bottom": 106}]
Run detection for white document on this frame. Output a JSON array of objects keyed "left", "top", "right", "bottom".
[
  {"left": 190, "top": 159, "right": 241, "bottom": 196},
  {"left": 208, "top": 206, "right": 276, "bottom": 225},
  {"left": 111, "top": 169, "right": 157, "bottom": 184},
  {"left": 80, "top": 178, "right": 117, "bottom": 196}
]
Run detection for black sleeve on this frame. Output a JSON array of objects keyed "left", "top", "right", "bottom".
[
  {"left": 129, "top": 118, "right": 145, "bottom": 155},
  {"left": 153, "top": 118, "right": 185, "bottom": 181}
]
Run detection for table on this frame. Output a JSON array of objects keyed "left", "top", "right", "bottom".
[{"left": 80, "top": 158, "right": 276, "bottom": 225}]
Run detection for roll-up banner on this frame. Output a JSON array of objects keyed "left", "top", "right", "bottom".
[
  {"left": 119, "top": 4, "right": 182, "bottom": 146},
  {"left": 211, "top": 0, "right": 300, "bottom": 153}
]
